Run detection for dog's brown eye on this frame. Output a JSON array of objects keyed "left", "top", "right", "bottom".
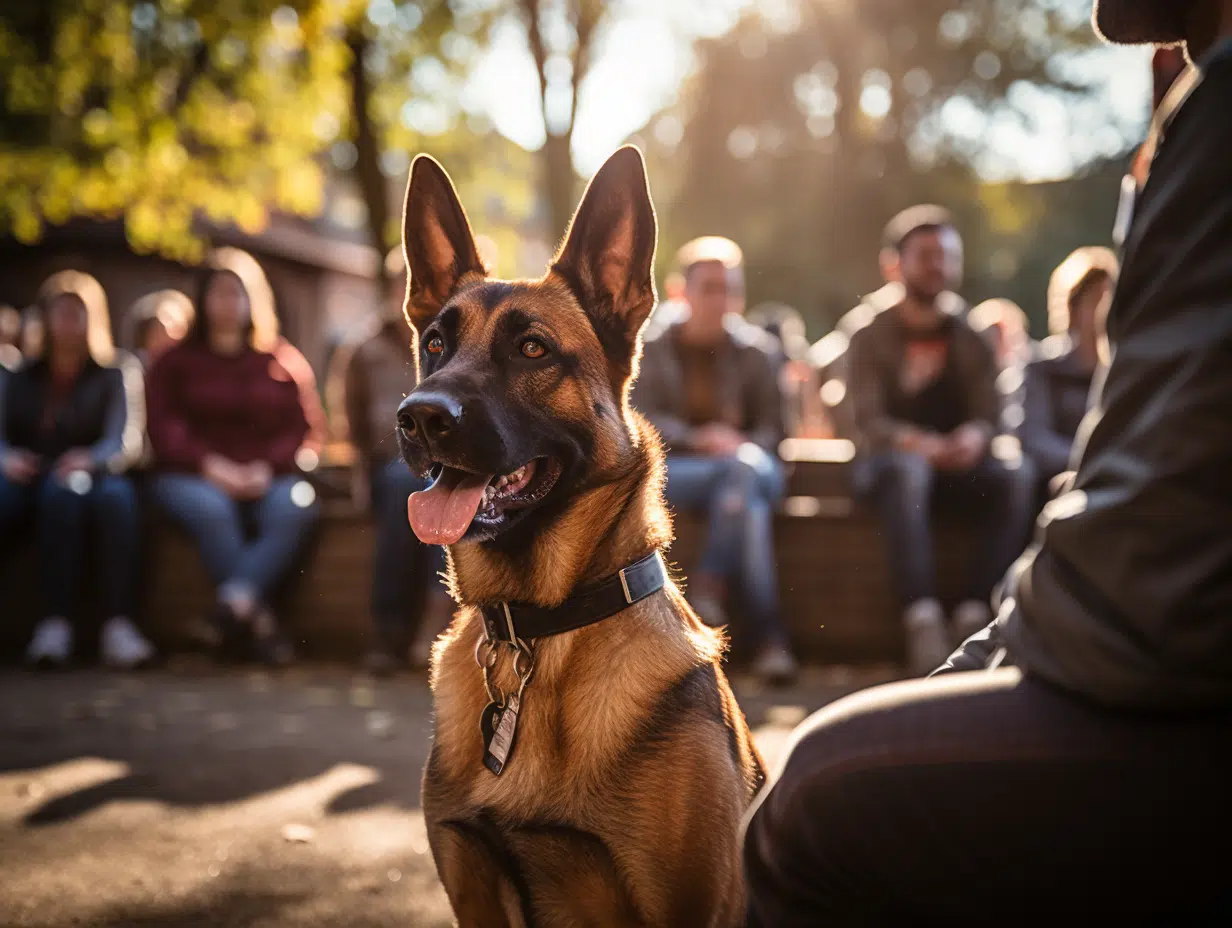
[
  {"left": 426, "top": 336, "right": 444, "bottom": 355},
  {"left": 520, "top": 339, "right": 547, "bottom": 360}
]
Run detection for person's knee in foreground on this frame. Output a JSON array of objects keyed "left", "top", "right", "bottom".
[
  {"left": 632, "top": 235, "right": 797, "bottom": 683},
  {"left": 845, "top": 207, "right": 1034, "bottom": 675},
  {"left": 341, "top": 247, "right": 454, "bottom": 675},
  {"left": 0, "top": 273, "right": 152, "bottom": 669},
  {"left": 146, "top": 263, "right": 324, "bottom": 666},
  {"left": 745, "top": 6, "right": 1232, "bottom": 921}
]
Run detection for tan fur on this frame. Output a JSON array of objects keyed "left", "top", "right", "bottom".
[{"left": 406, "top": 148, "right": 763, "bottom": 926}]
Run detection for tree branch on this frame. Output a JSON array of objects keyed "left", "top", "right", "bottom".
[
  {"left": 519, "top": 0, "right": 550, "bottom": 127},
  {"left": 347, "top": 26, "right": 391, "bottom": 296},
  {"left": 567, "top": 0, "right": 601, "bottom": 142}
]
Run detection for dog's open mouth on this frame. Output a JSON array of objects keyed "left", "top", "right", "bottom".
[{"left": 407, "top": 457, "right": 562, "bottom": 545}]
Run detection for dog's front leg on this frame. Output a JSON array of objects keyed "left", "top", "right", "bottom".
[{"left": 427, "top": 816, "right": 531, "bottom": 928}]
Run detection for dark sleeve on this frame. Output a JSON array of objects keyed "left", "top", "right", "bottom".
[
  {"left": 630, "top": 342, "right": 695, "bottom": 449},
  {"left": 746, "top": 346, "right": 786, "bottom": 453},
  {"left": 931, "top": 610, "right": 1010, "bottom": 676},
  {"left": 265, "top": 343, "right": 316, "bottom": 472},
  {"left": 146, "top": 350, "right": 211, "bottom": 471},
  {"left": 961, "top": 329, "right": 1001, "bottom": 439},
  {"left": 89, "top": 360, "right": 143, "bottom": 473},
  {"left": 1019, "top": 362, "right": 1073, "bottom": 479},
  {"left": 846, "top": 325, "right": 919, "bottom": 453}
]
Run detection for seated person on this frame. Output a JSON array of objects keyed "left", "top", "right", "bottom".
[
  {"left": 811, "top": 229, "right": 966, "bottom": 442},
  {"left": 743, "top": 9, "right": 1232, "bottom": 923},
  {"left": 968, "top": 298, "right": 1032, "bottom": 373},
  {"left": 633, "top": 236, "right": 797, "bottom": 684},
  {"left": 343, "top": 248, "right": 453, "bottom": 674},
  {"left": 747, "top": 302, "right": 828, "bottom": 438},
  {"left": 1020, "top": 247, "right": 1119, "bottom": 490},
  {"left": 846, "top": 206, "right": 1035, "bottom": 675},
  {"left": 0, "top": 272, "right": 152, "bottom": 668},
  {"left": 968, "top": 297, "right": 1033, "bottom": 435},
  {"left": 126, "top": 290, "right": 193, "bottom": 370},
  {"left": 146, "top": 265, "right": 322, "bottom": 666}
]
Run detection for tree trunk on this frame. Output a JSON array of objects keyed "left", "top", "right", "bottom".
[
  {"left": 541, "top": 133, "right": 576, "bottom": 245},
  {"left": 347, "top": 27, "right": 392, "bottom": 299}
]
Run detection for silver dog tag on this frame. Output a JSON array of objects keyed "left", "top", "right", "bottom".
[{"left": 482, "top": 693, "right": 520, "bottom": 776}]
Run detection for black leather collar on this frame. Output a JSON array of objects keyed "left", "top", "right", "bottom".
[{"left": 479, "top": 552, "right": 667, "bottom": 643}]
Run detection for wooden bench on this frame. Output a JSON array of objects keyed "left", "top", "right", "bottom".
[{"left": 0, "top": 442, "right": 984, "bottom": 666}]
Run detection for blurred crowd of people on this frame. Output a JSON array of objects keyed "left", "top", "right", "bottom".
[
  {"left": 0, "top": 254, "right": 326, "bottom": 669},
  {"left": 0, "top": 206, "right": 1116, "bottom": 684},
  {"left": 641, "top": 211, "right": 1117, "bottom": 679}
]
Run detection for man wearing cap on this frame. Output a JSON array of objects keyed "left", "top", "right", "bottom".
[{"left": 632, "top": 236, "right": 798, "bottom": 684}]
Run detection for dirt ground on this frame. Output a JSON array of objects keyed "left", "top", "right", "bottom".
[{"left": 0, "top": 659, "right": 898, "bottom": 927}]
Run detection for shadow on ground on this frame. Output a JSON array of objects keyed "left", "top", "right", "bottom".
[{"left": 0, "top": 661, "right": 897, "bottom": 927}]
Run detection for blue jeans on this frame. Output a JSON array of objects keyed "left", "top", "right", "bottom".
[
  {"left": 665, "top": 444, "right": 789, "bottom": 648},
  {"left": 369, "top": 459, "right": 446, "bottom": 651},
  {"left": 149, "top": 473, "right": 320, "bottom": 604},
  {"left": 852, "top": 451, "right": 1036, "bottom": 608},
  {"left": 0, "top": 471, "right": 139, "bottom": 619}
]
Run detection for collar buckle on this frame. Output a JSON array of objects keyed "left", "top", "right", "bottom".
[
  {"left": 618, "top": 567, "right": 633, "bottom": 605},
  {"left": 501, "top": 601, "right": 517, "bottom": 642}
]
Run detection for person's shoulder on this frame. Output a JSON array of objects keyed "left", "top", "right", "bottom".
[
  {"left": 808, "top": 329, "right": 848, "bottom": 371},
  {"left": 342, "top": 316, "right": 390, "bottom": 355},
  {"left": 1163, "top": 51, "right": 1232, "bottom": 152},
  {"left": 951, "top": 310, "right": 992, "bottom": 345},
  {"left": 725, "top": 314, "right": 780, "bottom": 359},
  {"left": 848, "top": 303, "right": 898, "bottom": 346},
  {"left": 154, "top": 340, "right": 197, "bottom": 369},
  {"left": 1033, "top": 335, "right": 1072, "bottom": 363},
  {"left": 5, "top": 356, "right": 45, "bottom": 385},
  {"left": 639, "top": 315, "right": 679, "bottom": 351},
  {"left": 1201, "top": 39, "right": 1232, "bottom": 84}
]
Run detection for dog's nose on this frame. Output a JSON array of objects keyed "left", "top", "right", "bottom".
[{"left": 398, "top": 391, "right": 464, "bottom": 443}]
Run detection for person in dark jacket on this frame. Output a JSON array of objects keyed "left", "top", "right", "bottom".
[
  {"left": 846, "top": 207, "right": 1036, "bottom": 675},
  {"left": 742, "top": 7, "right": 1232, "bottom": 924},
  {"left": 342, "top": 248, "right": 453, "bottom": 675},
  {"left": 146, "top": 265, "right": 322, "bottom": 665},
  {"left": 633, "top": 236, "right": 797, "bottom": 684},
  {"left": 1019, "top": 247, "right": 1119, "bottom": 489},
  {"left": 0, "top": 272, "right": 152, "bottom": 668}
]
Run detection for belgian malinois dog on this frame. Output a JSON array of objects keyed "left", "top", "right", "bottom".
[{"left": 397, "top": 146, "right": 764, "bottom": 927}]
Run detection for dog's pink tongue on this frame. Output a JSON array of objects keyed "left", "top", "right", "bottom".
[{"left": 408, "top": 468, "right": 494, "bottom": 545}]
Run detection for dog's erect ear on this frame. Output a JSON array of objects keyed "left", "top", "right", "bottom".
[
  {"left": 401, "top": 154, "right": 486, "bottom": 333},
  {"left": 552, "top": 146, "right": 658, "bottom": 359}
]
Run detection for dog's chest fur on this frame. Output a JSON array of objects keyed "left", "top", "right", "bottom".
[{"left": 428, "top": 598, "right": 717, "bottom": 819}]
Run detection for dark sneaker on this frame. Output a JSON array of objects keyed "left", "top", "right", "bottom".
[
  {"left": 751, "top": 643, "right": 799, "bottom": 686},
  {"left": 210, "top": 602, "right": 250, "bottom": 664},
  {"left": 253, "top": 610, "right": 295, "bottom": 668}
]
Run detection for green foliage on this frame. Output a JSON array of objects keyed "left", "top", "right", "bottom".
[
  {"left": 0, "top": 0, "right": 359, "bottom": 262},
  {"left": 0, "top": 0, "right": 522, "bottom": 264}
]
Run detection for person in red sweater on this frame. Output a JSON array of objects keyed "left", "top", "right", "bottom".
[{"left": 146, "top": 265, "right": 322, "bottom": 665}]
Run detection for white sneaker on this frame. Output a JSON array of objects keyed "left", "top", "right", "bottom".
[
  {"left": 903, "top": 599, "right": 950, "bottom": 677},
  {"left": 101, "top": 617, "right": 156, "bottom": 669},
  {"left": 26, "top": 617, "right": 73, "bottom": 669},
  {"left": 952, "top": 600, "right": 993, "bottom": 643}
]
